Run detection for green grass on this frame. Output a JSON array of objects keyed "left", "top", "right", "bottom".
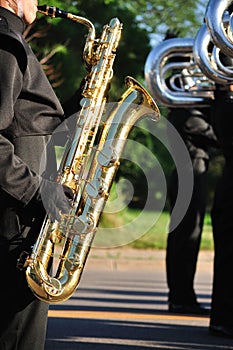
[{"left": 98, "top": 209, "right": 214, "bottom": 250}]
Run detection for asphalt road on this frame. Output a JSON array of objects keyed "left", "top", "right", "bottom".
[{"left": 44, "top": 248, "right": 233, "bottom": 350}]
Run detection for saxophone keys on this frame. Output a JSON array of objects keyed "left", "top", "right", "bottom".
[
  {"left": 97, "top": 146, "right": 118, "bottom": 167},
  {"left": 72, "top": 213, "right": 94, "bottom": 235}
]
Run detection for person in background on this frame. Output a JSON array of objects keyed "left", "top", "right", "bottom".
[
  {"left": 0, "top": 1, "right": 81, "bottom": 349},
  {"left": 166, "top": 105, "right": 218, "bottom": 315},
  {"left": 161, "top": 30, "right": 218, "bottom": 315},
  {"left": 208, "top": 79, "right": 233, "bottom": 338}
]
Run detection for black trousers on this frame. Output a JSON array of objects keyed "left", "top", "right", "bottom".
[
  {"left": 0, "top": 237, "right": 49, "bottom": 350},
  {"left": 210, "top": 164, "right": 233, "bottom": 325},
  {"left": 0, "top": 299, "right": 48, "bottom": 350},
  {"left": 210, "top": 93, "right": 233, "bottom": 326},
  {"left": 166, "top": 158, "right": 208, "bottom": 305},
  {"left": 0, "top": 205, "right": 49, "bottom": 350}
]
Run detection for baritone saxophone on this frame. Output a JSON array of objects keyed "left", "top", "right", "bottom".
[{"left": 22, "top": 5, "right": 160, "bottom": 303}]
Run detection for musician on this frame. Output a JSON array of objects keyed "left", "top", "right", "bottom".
[
  {"left": 166, "top": 105, "right": 218, "bottom": 315},
  {"left": 209, "top": 77, "right": 233, "bottom": 338},
  {"left": 0, "top": 0, "right": 78, "bottom": 348}
]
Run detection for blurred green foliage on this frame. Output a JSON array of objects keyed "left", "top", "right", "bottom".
[{"left": 33, "top": 0, "right": 221, "bottom": 211}]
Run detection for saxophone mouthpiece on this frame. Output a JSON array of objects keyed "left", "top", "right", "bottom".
[{"left": 37, "top": 5, "right": 68, "bottom": 19}]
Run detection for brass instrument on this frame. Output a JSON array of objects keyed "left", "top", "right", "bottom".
[
  {"left": 205, "top": 0, "right": 233, "bottom": 58},
  {"left": 144, "top": 37, "right": 215, "bottom": 107},
  {"left": 193, "top": 22, "right": 233, "bottom": 84},
  {"left": 21, "top": 5, "right": 159, "bottom": 303}
]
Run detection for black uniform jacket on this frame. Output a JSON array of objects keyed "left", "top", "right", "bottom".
[
  {"left": 167, "top": 107, "right": 218, "bottom": 161},
  {"left": 0, "top": 7, "right": 65, "bottom": 255}
]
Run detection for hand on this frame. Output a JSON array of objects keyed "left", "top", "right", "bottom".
[{"left": 33, "top": 179, "right": 74, "bottom": 222}]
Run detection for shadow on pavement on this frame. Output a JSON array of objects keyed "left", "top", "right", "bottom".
[{"left": 45, "top": 317, "right": 233, "bottom": 350}]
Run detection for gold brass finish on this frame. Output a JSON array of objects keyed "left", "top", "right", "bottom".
[{"left": 22, "top": 5, "right": 160, "bottom": 303}]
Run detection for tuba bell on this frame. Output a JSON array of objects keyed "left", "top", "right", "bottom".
[
  {"left": 144, "top": 37, "right": 215, "bottom": 107},
  {"left": 18, "top": 5, "right": 160, "bottom": 303}
]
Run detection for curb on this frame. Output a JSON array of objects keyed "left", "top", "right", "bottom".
[{"left": 86, "top": 248, "right": 214, "bottom": 271}]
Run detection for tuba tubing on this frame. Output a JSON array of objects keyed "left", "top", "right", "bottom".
[
  {"left": 193, "top": 23, "right": 233, "bottom": 84},
  {"left": 145, "top": 37, "right": 214, "bottom": 107},
  {"left": 205, "top": 0, "right": 233, "bottom": 58}
]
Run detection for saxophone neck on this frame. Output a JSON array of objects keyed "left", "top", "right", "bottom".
[
  {"left": 37, "top": 5, "right": 96, "bottom": 66},
  {"left": 68, "top": 13, "right": 96, "bottom": 66}
]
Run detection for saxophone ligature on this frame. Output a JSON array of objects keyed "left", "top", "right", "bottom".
[
  {"left": 19, "top": 5, "right": 160, "bottom": 303},
  {"left": 144, "top": 37, "right": 215, "bottom": 107}
]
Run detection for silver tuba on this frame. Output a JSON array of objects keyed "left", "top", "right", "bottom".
[
  {"left": 144, "top": 37, "right": 215, "bottom": 108},
  {"left": 193, "top": 1, "right": 233, "bottom": 86},
  {"left": 20, "top": 5, "right": 160, "bottom": 303},
  {"left": 193, "top": 22, "right": 233, "bottom": 84},
  {"left": 205, "top": 0, "right": 233, "bottom": 58}
]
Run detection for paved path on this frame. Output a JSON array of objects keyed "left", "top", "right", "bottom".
[{"left": 45, "top": 249, "right": 233, "bottom": 349}]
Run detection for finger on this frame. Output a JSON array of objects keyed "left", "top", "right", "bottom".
[{"left": 58, "top": 200, "right": 71, "bottom": 214}]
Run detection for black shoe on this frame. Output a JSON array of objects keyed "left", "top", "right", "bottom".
[
  {"left": 168, "top": 302, "right": 210, "bottom": 315},
  {"left": 209, "top": 324, "right": 233, "bottom": 338}
]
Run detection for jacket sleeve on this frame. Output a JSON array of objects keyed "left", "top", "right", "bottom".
[
  {"left": 0, "top": 48, "right": 40, "bottom": 205},
  {"left": 183, "top": 114, "right": 219, "bottom": 149}
]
